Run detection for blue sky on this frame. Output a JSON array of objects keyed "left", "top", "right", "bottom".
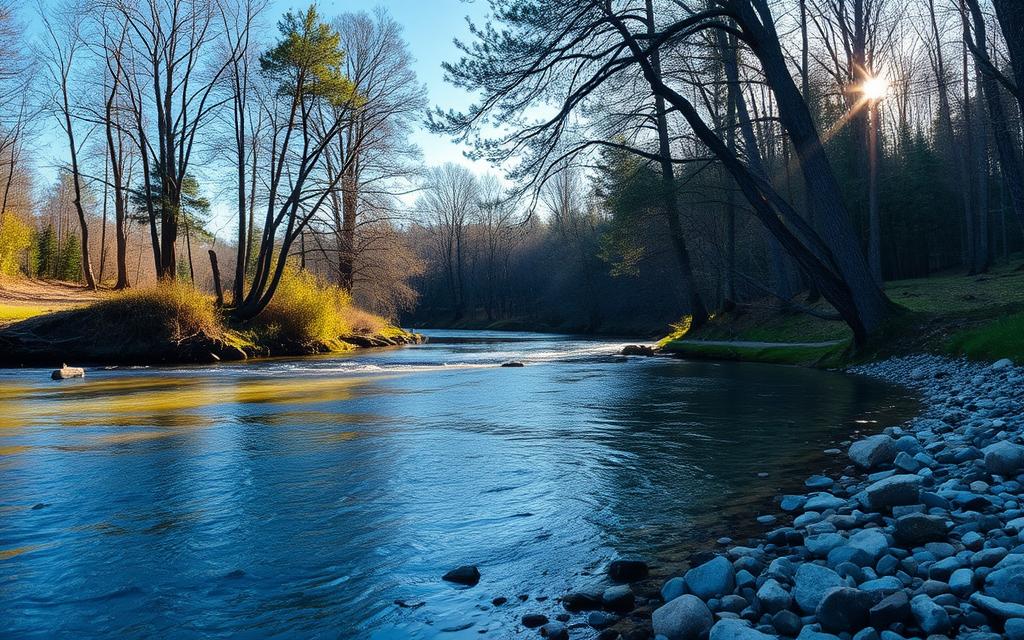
[
  {"left": 33, "top": 0, "right": 496, "bottom": 224},
  {"left": 270, "top": 0, "right": 493, "bottom": 172}
]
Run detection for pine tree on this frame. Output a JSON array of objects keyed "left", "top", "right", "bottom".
[
  {"left": 34, "top": 224, "right": 58, "bottom": 278},
  {"left": 56, "top": 232, "right": 82, "bottom": 282}
]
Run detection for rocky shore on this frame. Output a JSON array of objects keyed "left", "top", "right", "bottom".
[{"left": 539, "top": 354, "right": 1024, "bottom": 639}]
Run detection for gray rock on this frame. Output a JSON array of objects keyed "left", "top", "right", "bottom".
[
  {"left": 587, "top": 611, "right": 618, "bottom": 629},
  {"left": 865, "top": 474, "right": 921, "bottom": 510},
  {"left": 684, "top": 556, "right": 735, "bottom": 600},
  {"left": 848, "top": 529, "right": 889, "bottom": 562},
  {"left": 442, "top": 565, "right": 480, "bottom": 585},
  {"left": 708, "top": 618, "right": 778, "bottom": 640},
  {"left": 983, "top": 440, "right": 1024, "bottom": 476},
  {"left": 849, "top": 435, "right": 897, "bottom": 469},
  {"left": 795, "top": 563, "right": 844, "bottom": 614},
  {"left": 869, "top": 589, "right": 910, "bottom": 628},
  {"left": 910, "top": 594, "right": 950, "bottom": 634},
  {"left": 652, "top": 594, "right": 714, "bottom": 640},
  {"left": 816, "top": 587, "right": 875, "bottom": 633},
  {"left": 894, "top": 513, "right": 948, "bottom": 545},
  {"left": 806, "top": 533, "right": 847, "bottom": 557},
  {"left": 756, "top": 578, "right": 792, "bottom": 614},
  {"left": 805, "top": 493, "right": 846, "bottom": 511},
  {"left": 662, "top": 576, "right": 686, "bottom": 602},
  {"left": 984, "top": 563, "right": 1024, "bottom": 604},
  {"left": 539, "top": 621, "right": 567, "bottom": 640},
  {"left": 1007, "top": 618, "right": 1024, "bottom": 639},
  {"left": 969, "top": 592, "right": 1024, "bottom": 618},
  {"left": 601, "top": 584, "right": 634, "bottom": 612}
]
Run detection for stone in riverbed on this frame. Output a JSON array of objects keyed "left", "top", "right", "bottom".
[
  {"left": 894, "top": 513, "right": 949, "bottom": 545},
  {"left": 969, "top": 593, "right": 1024, "bottom": 618},
  {"left": 816, "top": 587, "right": 876, "bottom": 633},
  {"left": 756, "top": 578, "right": 792, "bottom": 614},
  {"left": 662, "top": 576, "right": 686, "bottom": 602},
  {"left": 608, "top": 559, "right": 648, "bottom": 582},
  {"left": 601, "top": 584, "right": 634, "bottom": 612},
  {"left": 795, "top": 563, "right": 844, "bottom": 614},
  {"left": 780, "top": 494, "right": 806, "bottom": 512},
  {"left": 864, "top": 474, "right": 921, "bottom": 510},
  {"left": 522, "top": 613, "right": 548, "bottom": 628},
  {"left": 983, "top": 440, "right": 1024, "bottom": 476},
  {"left": 51, "top": 364, "right": 85, "bottom": 380},
  {"left": 684, "top": 556, "right": 735, "bottom": 600},
  {"left": 869, "top": 589, "right": 910, "bottom": 628},
  {"left": 984, "top": 564, "right": 1024, "bottom": 604},
  {"left": 910, "top": 594, "right": 950, "bottom": 634},
  {"left": 652, "top": 594, "right": 713, "bottom": 640},
  {"left": 539, "top": 621, "right": 567, "bottom": 639},
  {"left": 562, "top": 589, "right": 603, "bottom": 611},
  {"left": 442, "top": 565, "right": 480, "bottom": 585},
  {"left": 708, "top": 618, "right": 777, "bottom": 640},
  {"left": 849, "top": 435, "right": 897, "bottom": 469},
  {"left": 587, "top": 611, "right": 618, "bottom": 629}
]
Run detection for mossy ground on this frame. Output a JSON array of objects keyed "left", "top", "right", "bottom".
[{"left": 661, "top": 261, "right": 1024, "bottom": 366}]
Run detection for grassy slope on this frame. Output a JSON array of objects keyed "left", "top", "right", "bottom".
[
  {"left": 0, "top": 278, "right": 415, "bottom": 366},
  {"left": 660, "top": 262, "right": 1024, "bottom": 365}
]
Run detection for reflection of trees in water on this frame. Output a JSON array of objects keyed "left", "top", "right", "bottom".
[{"left": 583, "top": 360, "right": 917, "bottom": 554}]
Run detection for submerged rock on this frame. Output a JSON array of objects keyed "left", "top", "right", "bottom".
[
  {"left": 442, "top": 565, "right": 480, "bottom": 586},
  {"left": 500, "top": 361, "right": 525, "bottom": 368},
  {"left": 621, "top": 344, "right": 655, "bottom": 356},
  {"left": 608, "top": 559, "right": 648, "bottom": 582}
]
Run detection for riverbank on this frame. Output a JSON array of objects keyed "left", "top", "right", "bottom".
[
  {"left": 0, "top": 278, "right": 421, "bottom": 367},
  {"left": 659, "top": 264, "right": 1024, "bottom": 367},
  {"left": 546, "top": 353, "right": 1024, "bottom": 640}
]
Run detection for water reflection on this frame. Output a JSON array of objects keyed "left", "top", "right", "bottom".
[{"left": 0, "top": 330, "right": 916, "bottom": 638}]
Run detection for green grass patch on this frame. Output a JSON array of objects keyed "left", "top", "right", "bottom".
[
  {"left": 660, "top": 339, "right": 851, "bottom": 367},
  {"left": 946, "top": 311, "right": 1024, "bottom": 363}
]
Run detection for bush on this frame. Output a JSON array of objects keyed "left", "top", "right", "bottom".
[
  {"left": 0, "top": 215, "right": 33, "bottom": 276},
  {"left": 90, "top": 282, "right": 222, "bottom": 342},
  {"left": 253, "top": 268, "right": 388, "bottom": 347}
]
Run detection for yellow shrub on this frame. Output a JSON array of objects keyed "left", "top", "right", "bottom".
[
  {"left": 93, "top": 282, "right": 222, "bottom": 342},
  {"left": 0, "top": 215, "right": 32, "bottom": 276},
  {"left": 255, "top": 268, "right": 355, "bottom": 346}
]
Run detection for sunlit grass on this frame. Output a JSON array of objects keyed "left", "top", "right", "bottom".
[{"left": 0, "top": 303, "right": 48, "bottom": 324}]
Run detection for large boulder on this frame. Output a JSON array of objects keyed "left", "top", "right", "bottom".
[
  {"left": 985, "top": 564, "right": 1024, "bottom": 605},
  {"left": 795, "top": 563, "right": 844, "bottom": 614},
  {"left": 983, "top": 440, "right": 1024, "bottom": 476},
  {"left": 601, "top": 584, "right": 634, "bottom": 612},
  {"left": 816, "top": 587, "right": 875, "bottom": 633},
  {"left": 652, "top": 594, "right": 714, "bottom": 640},
  {"left": 864, "top": 474, "right": 921, "bottom": 510},
  {"left": 684, "top": 556, "right": 735, "bottom": 600},
  {"left": 894, "top": 513, "right": 949, "bottom": 545},
  {"left": 708, "top": 619, "right": 778, "bottom": 640},
  {"left": 849, "top": 435, "right": 897, "bottom": 469}
]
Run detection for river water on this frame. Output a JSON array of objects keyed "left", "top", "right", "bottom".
[{"left": 0, "top": 330, "right": 916, "bottom": 639}]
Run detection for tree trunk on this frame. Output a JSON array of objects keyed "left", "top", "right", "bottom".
[
  {"left": 868, "top": 98, "right": 882, "bottom": 281},
  {"left": 646, "top": 0, "right": 708, "bottom": 328},
  {"left": 736, "top": 0, "right": 892, "bottom": 333}
]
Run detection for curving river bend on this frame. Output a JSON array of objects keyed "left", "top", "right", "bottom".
[{"left": 0, "top": 330, "right": 916, "bottom": 638}]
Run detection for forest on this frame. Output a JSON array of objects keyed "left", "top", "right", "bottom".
[{"left": 0, "top": 0, "right": 1019, "bottom": 347}]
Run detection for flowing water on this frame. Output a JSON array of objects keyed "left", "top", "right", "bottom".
[{"left": 0, "top": 330, "right": 916, "bottom": 639}]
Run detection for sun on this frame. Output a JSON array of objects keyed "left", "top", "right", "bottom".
[{"left": 860, "top": 75, "right": 889, "bottom": 101}]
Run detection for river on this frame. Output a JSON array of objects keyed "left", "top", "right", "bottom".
[{"left": 0, "top": 330, "right": 916, "bottom": 638}]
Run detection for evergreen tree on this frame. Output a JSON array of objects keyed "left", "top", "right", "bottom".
[
  {"left": 56, "top": 232, "right": 82, "bottom": 282},
  {"left": 34, "top": 224, "right": 58, "bottom": 278}
]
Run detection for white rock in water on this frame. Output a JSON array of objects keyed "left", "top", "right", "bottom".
[{"left": 51, "top": 364, "right": 85, "bottom": 380}]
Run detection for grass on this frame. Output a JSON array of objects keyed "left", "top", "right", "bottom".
[
  {"left": 946, "top": 311, "right": 1024, "bottom": 363},
  {"left": 90, "top": 282, "right": 224, "bottom": 343},
  {"left": 0, "top": 304, "right": 48, "bottom": 324},
  {"left": 660, "top": 261, "right": 1024, "bottom": 367}
]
